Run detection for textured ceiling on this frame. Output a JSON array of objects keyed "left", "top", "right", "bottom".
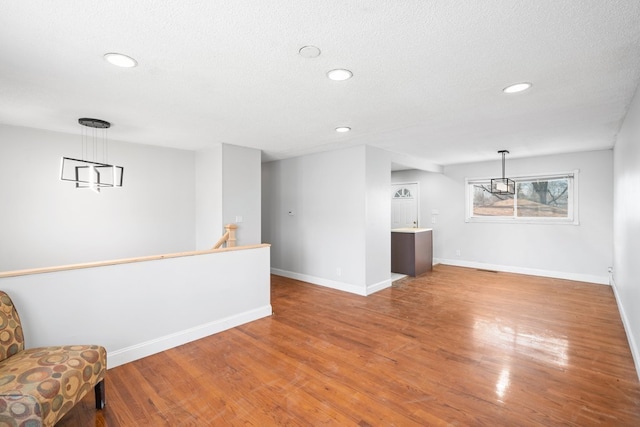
[{"left": 1, "top": 1, "right": 640, "bottom": 167}]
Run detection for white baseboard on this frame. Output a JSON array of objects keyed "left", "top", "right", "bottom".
[
  {"left": 270, "top": 268, "right": 392, "bottom": 296},
  {"left": 366, "top": 278, "right": 394, "bottom": 295},
  {"left": 107, "top": 305, "right": 273, "bottom": 368},
  {"left": 609, "top": 276, "right": 640, "bottom": 381},
  {"left": 435, "top": 258, "right": 609, "bottom": 285},
  {"left": 271, "top": 268, "right": 382, "bottom": 296}
]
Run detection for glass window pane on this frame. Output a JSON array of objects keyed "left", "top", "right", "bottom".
[
  {"left": 516, "top": 179, "right": 569, "bottom": 217},
  {"left": 394, "top": 188, "right": 413, "bottom": 199},
  {"left": 472, "top": 184, "right": 514, "bottom": 216}
]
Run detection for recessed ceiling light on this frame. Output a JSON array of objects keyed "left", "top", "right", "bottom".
[
  {"left": 335, "top": 127, "right": 351, "bottom": 133},
  {"left": 103, "top": 53, "right": 138, "bottom": 68},
  {"left": 503, "top": 82, "right": 532, "bottom": 94},
  {"left": 327, "top": 69, "right": 353, "bottom": 81},
  {"left": 299, "top": 45, "right": 321, "bottom": 58}
]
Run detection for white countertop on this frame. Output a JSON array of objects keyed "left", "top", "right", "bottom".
[{"left": 391, "top": 228, "right": 433, "bottom": 233}]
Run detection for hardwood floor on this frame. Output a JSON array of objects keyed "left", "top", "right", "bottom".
[{"left": 58, "top": 265, "right": 640, "bottom": 426}]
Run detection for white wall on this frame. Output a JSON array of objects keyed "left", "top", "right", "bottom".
[
  {"left": 0, "top": 246, "right": 272, "bottom": 368},
  {"left": 393, "top": 150, "right": 613, "bottom": 284},
  {"left": 263, "top": 145, "right": 392, "bottom": 295},
  {"left": 0, "top": 125, "right": 263, "bottom": 269},
  {"left": 222, "top": 144, "right": 261, "bottom": 246},
  {"left": 365, "top": 146, "right": 392, "bottom": 293},
  {"left": 195, "top": 145, "right": 223, "bottom": 249},
  {"left": 0, "top": 124, "right": 195, "bottom": 271},
  {"left": 613, "top": 84, "right": 640, "bottom": 377}
]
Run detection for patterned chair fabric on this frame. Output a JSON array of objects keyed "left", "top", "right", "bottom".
[
  {"left": 0, "top": 291, "right": 106, "bottom": 426},
  {"left": 0, "top": 292, "right": 24, "bottom": 362}
]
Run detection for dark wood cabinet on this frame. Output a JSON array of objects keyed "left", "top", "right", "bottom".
[{"left": 391, "top": 228, "right": 433, "bottom": 276}]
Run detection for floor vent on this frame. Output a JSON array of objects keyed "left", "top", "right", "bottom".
[{"left": 476, "top": 269, "right": 499, "bottom": 273}]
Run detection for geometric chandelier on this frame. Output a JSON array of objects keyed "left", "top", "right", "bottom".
[
  {"left": 60, "top": 118, "right": 124, "bottom": 193},
  {"left": 490, "top": 149, "right": 515, "bottom": 195}
]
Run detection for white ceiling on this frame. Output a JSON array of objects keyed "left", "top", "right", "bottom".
[{"left": 1, "top": 1, "right": 640, "bottom": 167}]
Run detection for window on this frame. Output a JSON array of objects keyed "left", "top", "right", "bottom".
[
  {"left": 393, "top": 188, "right": 413, "bottom": 199},
  {"left": 466, "top": 171, "right": 578, "bottom": 224}
]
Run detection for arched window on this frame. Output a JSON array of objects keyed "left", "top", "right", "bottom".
[{"left": 393, "top": 188, "right": 413, "bottom": 199}]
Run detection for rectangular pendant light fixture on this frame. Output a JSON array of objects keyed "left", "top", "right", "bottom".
[
  {"left": 490, "top": 150, "right": 515, "bottom": 195},
  {"left": 60, "top": 157, "right": 124, "bottom": 193},
  {"left": 60, "top": 118, "right": 124, "bottom": 193}
]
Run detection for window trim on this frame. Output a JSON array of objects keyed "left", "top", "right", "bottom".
[{"left": 465, "top": 170, "right": 580, "bottom": 225}]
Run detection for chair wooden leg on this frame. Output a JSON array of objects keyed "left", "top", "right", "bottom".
[{"left": 94, "top": 379, "right": 105, "bottom": 410}]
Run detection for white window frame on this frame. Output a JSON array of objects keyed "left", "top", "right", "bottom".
[{"left": 465, "top": 170, "right": 579, "bottom": 225}]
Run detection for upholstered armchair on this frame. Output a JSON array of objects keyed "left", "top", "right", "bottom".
[{"left": 0, "top": 291, "right": 106, "bottom": 426}]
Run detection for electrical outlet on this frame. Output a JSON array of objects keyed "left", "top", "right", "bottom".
[
  {"left": 455, "top": 249, "right": 461, "bottom": 257},
  {"left": 235, "top": 216, "right": 243, "bottom": 223},
  {"left": 336, "top": 267, "right": 342, "bottom": 277}
]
